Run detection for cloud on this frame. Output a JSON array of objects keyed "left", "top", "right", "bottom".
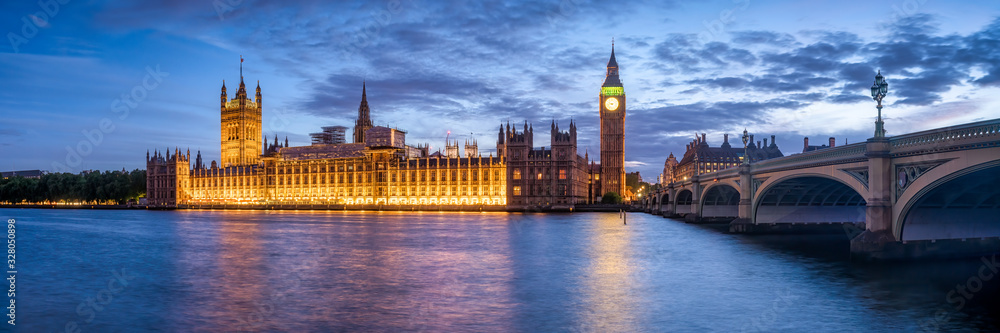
[
  {"left": 730, "top": 30, "right": 798, "bottom": 47},
  {"left": 624, "top": 161, "right": 648, "bottom": 168},
  {"left": 2, "top": 0, "right": 998, "bottom": 180}
]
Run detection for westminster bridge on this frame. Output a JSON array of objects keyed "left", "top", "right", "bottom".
[{"left": 640, "top": 118, "right": 1000, "bottom": 260}]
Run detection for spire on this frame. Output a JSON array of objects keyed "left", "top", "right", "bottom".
[
  {"left": 285, "top": 136, "right": 289, "bottom": 147},
  {"left": 602, "top": 40, "right": 622, "bottom": 87},
  {"left": 237, "top": 57, "right": 247, "bottom": 99},
  {"left": 354, "top": 81, "right": 373, "bottom": 144},
  {"left": 607, "top": 38, "right": 618, "bottom": 68}
]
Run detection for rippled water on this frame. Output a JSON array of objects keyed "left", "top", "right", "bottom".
[{"left": 5, "top": 208, "right": 999, "bottom": 332}]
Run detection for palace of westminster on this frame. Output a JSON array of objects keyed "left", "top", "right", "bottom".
[
  {"left": 146, "top": 46, "right": 630, "bottom": 210},
  {"left": 145, "top": 44, "right": 792, "bottom": 209}
]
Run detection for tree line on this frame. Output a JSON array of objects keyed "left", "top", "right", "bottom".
[{"left": 0, "top": 169, "right": 145, "bottom": 205}]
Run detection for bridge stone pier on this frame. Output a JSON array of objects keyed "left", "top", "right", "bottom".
[{"left": 642, "top": 119, "right": 1000, "bottom": 260}]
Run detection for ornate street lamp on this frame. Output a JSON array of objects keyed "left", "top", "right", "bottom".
[
  {"left": 741, "top": 128, "right": 750, "bottom": 165},
  {"left": 871, "top": 70, "right": 889, "bottom": 138}
]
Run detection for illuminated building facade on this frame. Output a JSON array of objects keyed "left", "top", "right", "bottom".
[
  {"left": 147, "top": 75, "right": 510, "bottom": 208},
  {"left": 599, "top": 42, "right": 626, "bottom": 198},
  {"left": 145, "top": 61, "right": 612, "bottom": 209},
  {"left": 220, "top": 74, "right": 262, "bottom": 167},
  {"left": 182, "top": 128, "right": 507, "bottom": 206}
]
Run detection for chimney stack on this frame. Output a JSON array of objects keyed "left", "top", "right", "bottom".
[
  {"left": 724, "top": 133, "right": 729, "bottom": 143},
  {"left": 804, "top": 137, "right": 809, "bottom": 152},
  {"left": 764, "top": 138, "right": 768, "bottom": 147},
  {"left": 829, "top": 137, "right": 836, "bottom": 148},
  {"left": 770, "top": 135, "right": 776, "bottom": 147}
]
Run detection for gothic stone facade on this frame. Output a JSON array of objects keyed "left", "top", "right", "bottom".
[{"left": 499, "top": 121, "right": 589, "bottom": 210}]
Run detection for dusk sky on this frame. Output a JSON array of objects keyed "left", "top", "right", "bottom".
[{"left": 2, "top": 0, "right": 999, "bottom": 179}]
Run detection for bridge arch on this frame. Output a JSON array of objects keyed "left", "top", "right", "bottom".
[
  {"left": 675, "top": 189, "right": 693, "bottom": 215},
  {"left": 659, "top": 193, "right": 670, "bottom": 213},
  {"left": 754, "top": 174, "right": 866, "bottom": 224},
  {"left": 700, "top": 183, "right": 740, "bottom": 219},
  {"left": 897, "top": 161, "right": 1000, "bottom": 241}
]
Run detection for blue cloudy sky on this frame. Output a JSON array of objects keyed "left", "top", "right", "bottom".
[{"left": 1, "top": 0, "right": 999, "bottom": 179}]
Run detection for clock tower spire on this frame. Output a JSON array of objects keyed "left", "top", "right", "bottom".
[{"left": 599, "top": 41, "right": 626, "bottom": 199}]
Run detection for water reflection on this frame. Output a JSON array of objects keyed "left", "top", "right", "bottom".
[
  {"left": 580, "top": 213, "right": 637, "bottom": 332},
  {"left": 171, "top": 211, "right": 521, "bottom": 331},
  {"left": 8, "top": 208, "right": 1000, "bottom": 332}
]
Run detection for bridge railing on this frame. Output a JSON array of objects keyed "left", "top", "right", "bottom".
[
  {"left": 751, "top": 142, "right": 868, "bottom": 172},
  {"left": 699, "top": 167, "right": 739, "bottom": 180},
  {"left": 890, "top": 118, "right": 1000, "bottom": 150}
]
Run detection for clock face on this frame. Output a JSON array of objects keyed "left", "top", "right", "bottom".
[{"left": 605, "top": 97, "right": 620, "bottom": 111}]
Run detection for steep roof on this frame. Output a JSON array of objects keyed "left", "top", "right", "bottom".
[{"left": 607, "top": 43, "right": 618, "bottom": 68}]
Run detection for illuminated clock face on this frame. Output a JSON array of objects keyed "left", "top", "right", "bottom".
[{"left": 605, "top": 97, "right": 620, "bottom": 111}]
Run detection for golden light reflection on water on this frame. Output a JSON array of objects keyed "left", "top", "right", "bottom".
[
  {"left": 173, "top": 210, "right": 269, "bottom": 331},
  {"left": 580, "top": 212, "right": 639, "bottom": 332},
  {"left": 173, "top": 210, "right": 519, "bottom": 331}
]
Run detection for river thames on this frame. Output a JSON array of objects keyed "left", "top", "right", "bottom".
[{"left": 5, "top": 208, "right": 999, "bottom": 332}]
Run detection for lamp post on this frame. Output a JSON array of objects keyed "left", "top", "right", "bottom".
[
  {"left": 741, "top": 128, "right": 750, "bottom": 165},
  {"left": 871, "top": 70, "right": 889, "bottom": 138}
]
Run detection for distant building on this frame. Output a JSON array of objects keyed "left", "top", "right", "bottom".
[
  {"left": 1, "top": 170, "right": 44, "bottom": 179},
  {"left": 310, "top": 126, "right": 348, "bottom": 145},
  {"left": 662, "top": 153, "right": 677, "bottom": 185},
  {"left": 445, "top": 140, "right": 460, "bottom": 158},
  {"left": 405, "top": 144, "right": 429, "bottom": 158},
  {"left": 465, "top": 140, "right": 478, "bottom": 158},
  {"left": 627, "top": 171, "right": 642, "bottom": 184},
  {"left": 662, "top": 133, "right": 783, "bottom": 184},
  {"left": 587, "top": 159, "right": 601, "bottom": 203},
  {"left": 803, "top": 137, "right": 837, "bottom": 153}
]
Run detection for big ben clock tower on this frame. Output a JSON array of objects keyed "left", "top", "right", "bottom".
[{"left": 600, "top": 41, "right": 626, "bottom": 198}]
